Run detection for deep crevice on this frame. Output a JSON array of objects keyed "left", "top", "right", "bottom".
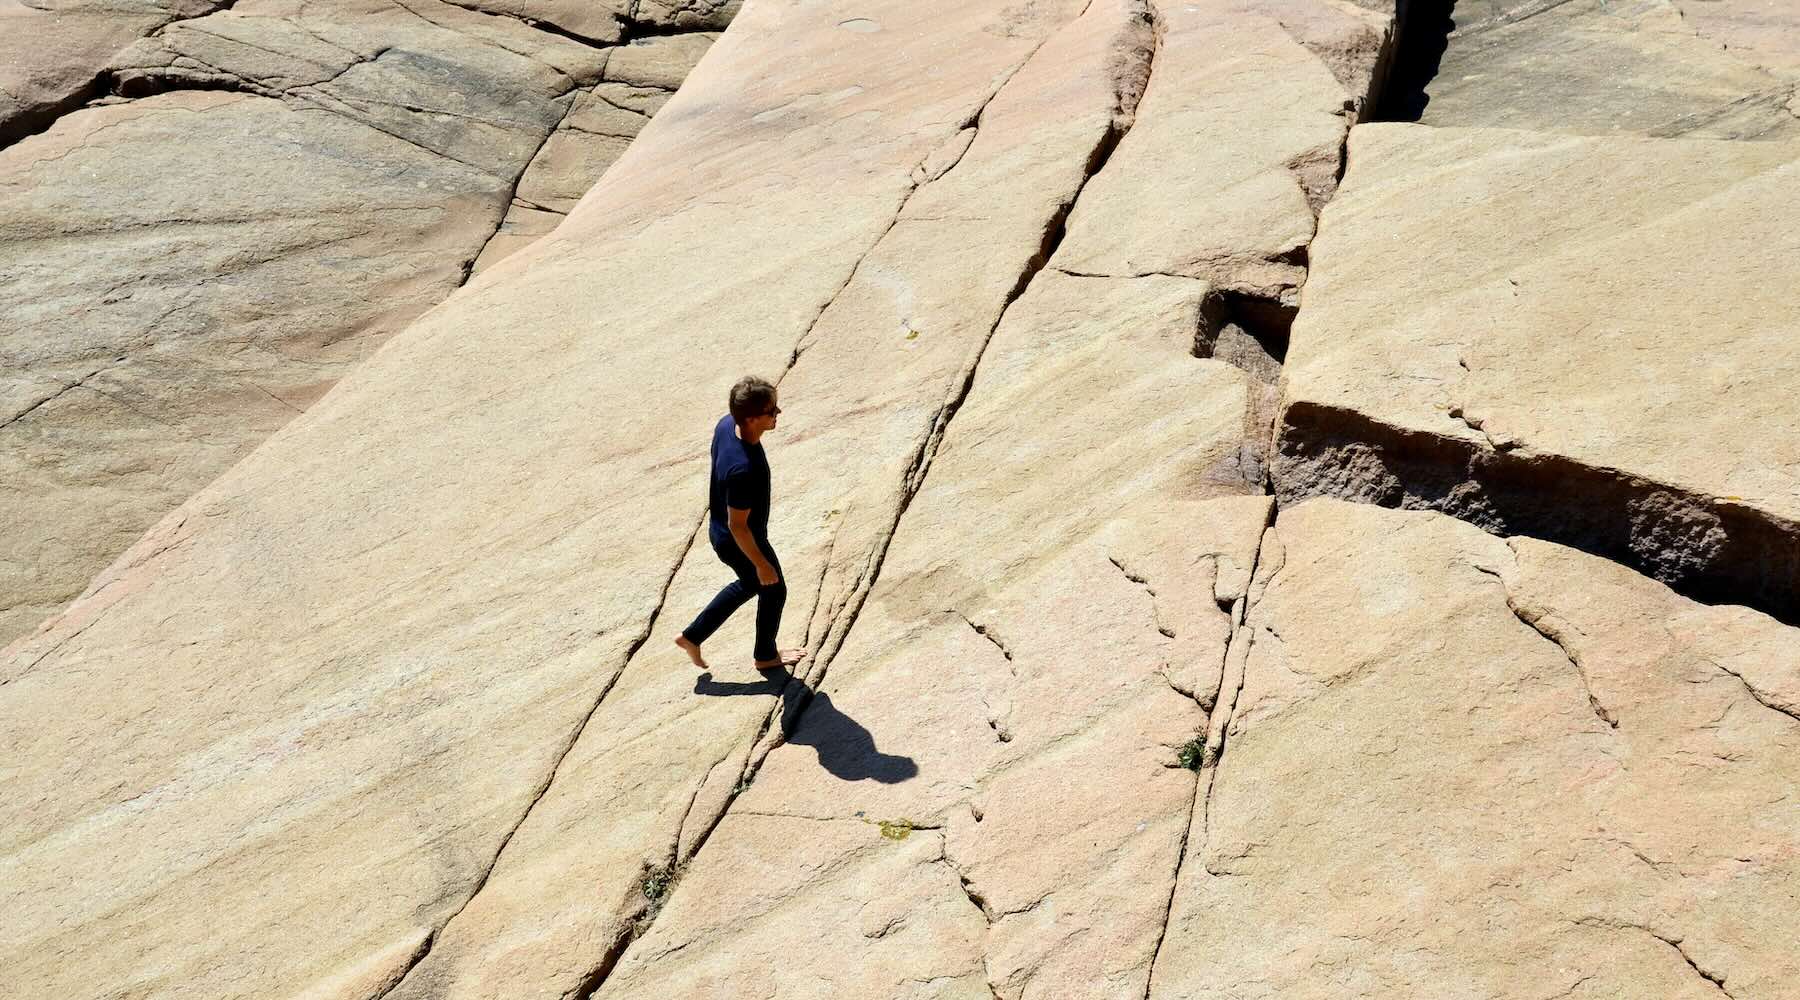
[
  {"left": 1144, "top": 506, "right": 1276, "bottom": 994},
  {"left": 1195, "top": 289, "right": 1293, "bottom": 377},
  {"left": 0, "top": 73, "right": 109, "bottom": 151},
  {"left": 1369, "top": 0, "right": 1456, "bottom": 123},
  {"left": 1274, "top": 402, "right": 1800, "bottom": 626}
]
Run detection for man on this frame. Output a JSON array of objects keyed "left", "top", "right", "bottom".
[{"left": 674, "top": 376, "right": 806, "bottom": 671}]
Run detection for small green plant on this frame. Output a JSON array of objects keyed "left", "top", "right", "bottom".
[
  {"left": 641, "top": 865, "right": 675, "bottom": 903},
  {"left": 1175, "top": 736, "right": 1207, "bottom": 771},
  {"left": 875, "top": 818, "right": 916, "bottom": 841}
]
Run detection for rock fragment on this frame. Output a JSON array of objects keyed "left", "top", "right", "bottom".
[{"left": 0, "top": 0, "right": 217, "bottom": 144}]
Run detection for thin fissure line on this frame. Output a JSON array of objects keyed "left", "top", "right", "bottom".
[{"left": 373, "top": 516, "right": 701, "bottom": 1000}]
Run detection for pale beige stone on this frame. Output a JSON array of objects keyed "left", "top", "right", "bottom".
[
  {"left": 1150, "top": 499, "right": 1800, "bottom": 999},
  {"left": 1230, "top": 0, "right": 1397, "bottom": 109},
  {"left": 1276, "top": 124, "right": 1800, "bottom": 611},
  {"left": 1674, "top": 0, "right": 1800, "bottom": 77},
  {"left": 470, "top": 202, "right": 563, "bottom": 272},
  {"left": 0, "top": 1, "right": 1150, "bottom": 997},
  {"left": 1426, "top": 0, "right": 1800, "bottom": 141},
  {"left": 0, "top": 88, "right": 513, "bottom": 644}
]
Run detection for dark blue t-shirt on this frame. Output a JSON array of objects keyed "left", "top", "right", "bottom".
[{"left": 708, "top": 414, "right": 770, "bottom": 538}]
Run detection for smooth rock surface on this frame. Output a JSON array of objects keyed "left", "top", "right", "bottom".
[
  {"left": 0, "top": 1, "right": 1152, "bottom": 997},
  {"left": 1276, "top": 124, "right": 1800, "bottom": 618},
  {"left": 1423, "top": 0, "right": 1800, "bottom": 140},
  {"left": 0, "top": 0, "right": 717, "bottom": 644},
  {"left": 1674, "top": 0, "right": 1800, "bottom": 77},
  {"left": 1150, "top": 499, "right": 1800, "bottom": 999}
]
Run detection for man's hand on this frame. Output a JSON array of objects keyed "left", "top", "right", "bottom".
[{"left": 729, "top": 506, "right": 779, "bottom": 588}]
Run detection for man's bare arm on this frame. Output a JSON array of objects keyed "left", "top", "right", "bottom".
[{"left": 728, "top": 507, "right": 778, "bottom": 585}]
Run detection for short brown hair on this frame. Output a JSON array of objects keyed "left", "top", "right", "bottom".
[{"left": 728, "top": 375, "right": 777, "bottom": 425}]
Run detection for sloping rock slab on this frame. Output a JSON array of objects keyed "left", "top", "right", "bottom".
[
  {"left": 0, "top": 1, "right": 1146, "bottom": 997},
  {"left": 1423, "top": 0, "right": 1799, "bottom": 141},
  {"left": 1276, "top": 124, "right": 1800, "bottom": 622},
  {"left": 1150, "top": 499, "right": 1800, "bottom": 999},
  {"left": 0, "top": 0, "right": 625, "bottom": 645},
  {"left": 378, "top": 5, "right": 1170, "bottom": 997}
]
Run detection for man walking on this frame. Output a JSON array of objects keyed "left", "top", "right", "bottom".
[{"left": 675, "top": 376, "right": 806, "bottom": 671}]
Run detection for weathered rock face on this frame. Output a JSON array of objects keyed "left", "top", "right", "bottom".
[
  {"left": 1276, "top": 123, "right": 1800, "bottom": 621},
  {"left": 0, "top": 0, "right": 1185, "bottom": 995},
  {"left": 1421, "top": 0, "right": 1800, "bottom": 140},
  {"left": 1152, "top": 499, "right": 1800, "bottom": 999},
  {"left": 0, "top": 0, "right": 217, "bottom": 144},
  {"left": 5, "top": 0, "right": 1800, "bottom": 997},
  {"left": 0, "top": 0, "right": 723, "bottom": 643}
]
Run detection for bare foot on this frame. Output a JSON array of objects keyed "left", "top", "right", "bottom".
[
  {"left": 754, "top": 647, "right": 807, "bottom": 671},
  {"left": 674, "top": 635, "right": 708, "bottom": 668}
]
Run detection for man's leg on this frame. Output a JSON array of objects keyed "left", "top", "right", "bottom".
[
  {"left": 676, "top": 539, "right": 759, "bottom": 666},
  {"left": 750, "top": 546, "right": 794, "bottom": 667}
]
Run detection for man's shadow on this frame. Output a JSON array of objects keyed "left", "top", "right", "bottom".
[{"left": 695, "top": 668, "right": 918, "bottom": 783}]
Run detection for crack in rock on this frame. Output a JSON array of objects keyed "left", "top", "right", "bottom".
[
  {"left": 1574, "top": 917, "right": 1735, "bottom": 997},
  {"left": 1274, "top": 401, "right": 1800, "bottom": 626},
  {"left": 374, "top": 520, "right": 701, "bottom": 999}
]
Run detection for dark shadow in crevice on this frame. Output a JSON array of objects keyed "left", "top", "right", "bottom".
[
  {"left": 1372, "top": 0, "right": 1458, "bottom": 122},
  {"left": 695, "top": 669, "right": 917, "bottom": 783},
  {"left": 1197, "top": 290, "right": 1294, "bottom": 380},
  {"left": 0, "top": 73, "right": 107, "bottom": 152},
  {"left": 1274, "top": 402, "right": 1800, "bottom": 626}
]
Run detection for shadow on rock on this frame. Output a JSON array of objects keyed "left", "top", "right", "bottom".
[{"left": 694, "top": 669, "right": 917, "bottom": 784}]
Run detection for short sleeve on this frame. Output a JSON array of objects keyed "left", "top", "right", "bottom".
[{"left": 723, "top": 464, "right": 756, "bottom": 510}]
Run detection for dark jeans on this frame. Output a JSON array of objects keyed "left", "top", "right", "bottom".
[{"left": 681, "top": 527, "right": 785, "bottom": 662}]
